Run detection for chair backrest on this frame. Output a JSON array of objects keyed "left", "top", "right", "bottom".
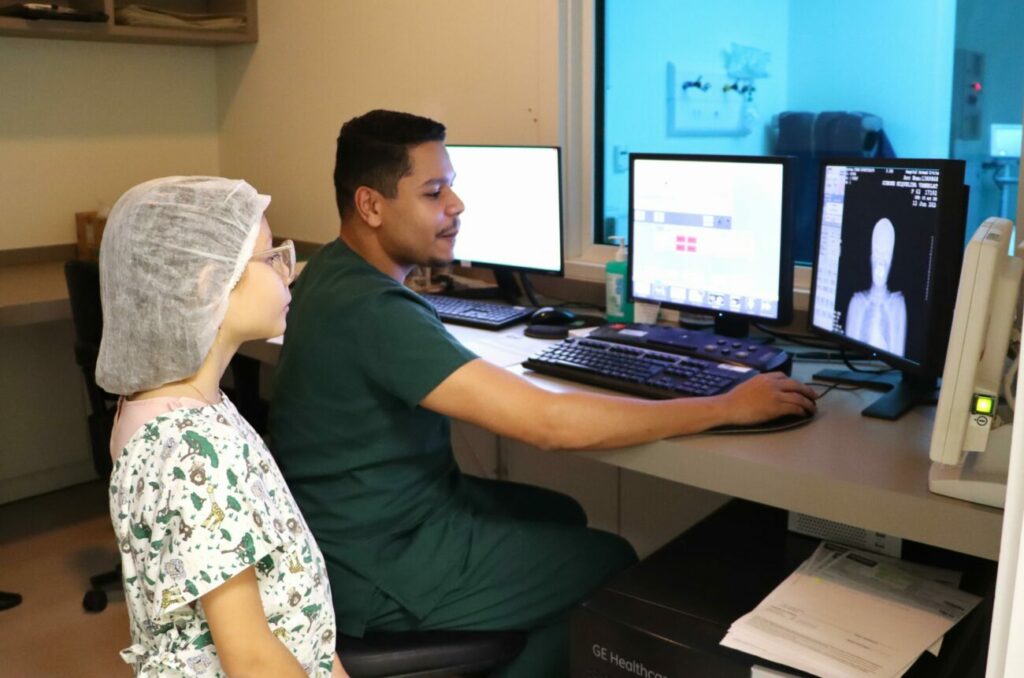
[
  {"left": 772, "top": 110, "right": 895, "bottom": 263},
  {"left": 64, "top": 259, "right": 117, "bottom": 478}
]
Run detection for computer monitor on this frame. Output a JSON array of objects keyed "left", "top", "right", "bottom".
[
  {"left": 808, "top": 158, "right": 968, "bottom": 420},
  {"left": 628, "top": 153, "right": 794, "bottom": 337},
  {"left": 929, "top": 217, "right": 1022, "bottom": 507},
  {"left": 445, "top": 144, "right": 563, "bottom": 301}
]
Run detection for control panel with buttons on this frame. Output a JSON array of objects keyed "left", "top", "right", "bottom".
[{"left": 588, "top": 323, "right": 792, "bottom": 374}]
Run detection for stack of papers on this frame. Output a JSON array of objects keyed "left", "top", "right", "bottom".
[
  {"left": 722, "top": 542, "right": 982, "bottom": 677},
  {"left": 115, "top": 5, "right": 246, "bottom": 31}
]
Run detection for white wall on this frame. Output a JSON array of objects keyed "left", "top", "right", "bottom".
[
  {"left": 0, "top": 39, "right": 220, "bottom": 250},
  {"left": 216, "top": 0, "right": 560, "bottom": 245}
]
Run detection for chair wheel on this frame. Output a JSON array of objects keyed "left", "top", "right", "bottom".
[{"left": 83, "top": 589, "right": 108, "bottom": 613}]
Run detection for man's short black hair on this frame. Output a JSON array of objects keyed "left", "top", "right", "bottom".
[{"left": 334, "top": 110, "right": 447, "bottom": 219}]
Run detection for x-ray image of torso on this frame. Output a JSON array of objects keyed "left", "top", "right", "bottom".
[{"left": 845, "top": 218, "right": 907, "bottom": 356}]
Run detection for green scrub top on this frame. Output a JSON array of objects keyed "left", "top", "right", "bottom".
[{"left": 270, "top": 239, "right": 477, "bottom": 637}]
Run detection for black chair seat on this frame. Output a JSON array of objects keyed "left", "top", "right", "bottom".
[{"left": 337, "top": 629, "right": 526, "bottom": 678}]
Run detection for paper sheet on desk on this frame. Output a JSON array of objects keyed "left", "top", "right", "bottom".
[
  {"left": 444, "top": 324, "right": 555, "bottom": 368},
  {"left": 721, "top": 543, "right": 981, "bottom": 677}
]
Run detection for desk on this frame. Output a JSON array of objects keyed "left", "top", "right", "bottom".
[
  {"left": 0, "top": 261, "right": 71, "bottom": 327},
  {"left": 0, "top": 261, "right": 92, "bottom": 503},
  {"left": 240, "top": 323, "right": 1004, "bottom": 561}
]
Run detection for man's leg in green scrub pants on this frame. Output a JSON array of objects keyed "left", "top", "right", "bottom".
[{"left": 365, "top": 477, "right": 638, "bottom": 677}]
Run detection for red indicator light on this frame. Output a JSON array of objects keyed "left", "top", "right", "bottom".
[{"left": 971, "top": 82, "right": 982, "bottom": 92}]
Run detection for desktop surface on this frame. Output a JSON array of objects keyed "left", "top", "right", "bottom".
[{"left": 240, "top": 322, "right": 1003, "bottom": 561}]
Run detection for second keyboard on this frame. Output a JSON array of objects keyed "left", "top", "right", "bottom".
[
  {"left": 523, "top": 336, "right": 756, "bottom": 398},
  {"left": 424, "top": 294, "right": 533, "bottom": 330}
]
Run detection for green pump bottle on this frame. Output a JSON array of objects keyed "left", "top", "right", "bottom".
[{"left": 605, "top": 235, "right": 634, "bottom": 322}]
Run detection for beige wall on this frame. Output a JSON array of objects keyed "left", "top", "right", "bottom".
[
  {"left": 216, "top": 0, "right": 560, "bottom": 244},
  {"left": 0, "top": 38, "right": 220, "bottom": 250},
  {"left": 0, "top": 1, "right": 562, "bottom": 501},
  {"left": 0, "top": 37, "right": 220, "bottom": 501}
]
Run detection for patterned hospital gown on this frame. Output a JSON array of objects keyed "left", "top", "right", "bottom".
[{"left": 109, "top": 396, "right": 336, "bottom": 676}]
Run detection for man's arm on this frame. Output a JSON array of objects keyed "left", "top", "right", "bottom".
[
  {"left": 202, "top": 567, "right": 308, "bottom": 677},
  {"left": 421, "top": 359, "right": 817, "bottom": 451}
]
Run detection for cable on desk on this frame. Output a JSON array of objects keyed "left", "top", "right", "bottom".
[
  {"left": 753, "top": 323, "right": 842, "bottom": 350},
  {"left": 840, "top": 346, "right": 893, "bottom": 374},
  {"left": 553, "top": 301, "right": 604, "bottom": 312},
  {"left": 805, "top": 380, "right": 863, "bottom": 399}
]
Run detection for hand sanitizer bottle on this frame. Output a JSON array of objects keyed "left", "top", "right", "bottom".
[{"left": 605, "top": 235, "right": 634, "bottom": 322}]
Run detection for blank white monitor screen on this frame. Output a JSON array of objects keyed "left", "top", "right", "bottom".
[
  {"left": 630, "top": 156, "right": 786, "bottom": 320},
  {"left": 446, "top": 145, "right": 563, "bottom": 273}
]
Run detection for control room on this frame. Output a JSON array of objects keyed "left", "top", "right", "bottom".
[{"left": 2, "top": 1, "right": 1023, "bottom": 676}]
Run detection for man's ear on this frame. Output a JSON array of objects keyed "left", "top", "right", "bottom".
[{"left": 354, "top": 186, "right": 384, "bottom": 228}]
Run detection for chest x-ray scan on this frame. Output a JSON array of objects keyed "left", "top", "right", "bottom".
[{"left": 845, "top": 218, "right": 907, "bottom": 356}]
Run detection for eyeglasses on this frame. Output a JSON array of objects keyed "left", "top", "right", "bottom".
[{"left": 251, "top": 239, "right": 296, "bottom": 283}]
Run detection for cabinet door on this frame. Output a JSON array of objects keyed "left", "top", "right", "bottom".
[
  {"left": 451, "top": 421, "right": 500, "bottom": 480},
  {"left": 0, "top": 321, "right": 93, "bottom": 504},
  {"left": 619, "top": 470, "right": 729, "bottom": 559}
]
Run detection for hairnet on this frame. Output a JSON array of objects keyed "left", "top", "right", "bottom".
[{"left": 96, "top": 176, "right": 270, "bottom": 395}]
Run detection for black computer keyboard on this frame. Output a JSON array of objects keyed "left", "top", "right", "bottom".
[
  {"left": 423, "top": 294, "right": 534, "bottom": 330},
  {"left": 523, "top": 336, "right": 757, "bottom": 398}
]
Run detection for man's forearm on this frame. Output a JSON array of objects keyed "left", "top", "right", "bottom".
[{"left": 526, "top": 391, "right": 728, "bottom": 450}]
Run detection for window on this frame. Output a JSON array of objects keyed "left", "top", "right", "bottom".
[{"left": 593, "top": 0, "right": 1022, "bottom": 266}]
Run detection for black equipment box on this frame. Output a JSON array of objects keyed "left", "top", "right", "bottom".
[{"left": 571, "top": 500, "right": 995, "bottom": 678}]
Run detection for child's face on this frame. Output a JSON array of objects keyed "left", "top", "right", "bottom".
[{"left": 220, "top": 218, "right": 291, "bottom": 345}]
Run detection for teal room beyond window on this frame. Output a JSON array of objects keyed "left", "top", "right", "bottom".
[{"left": 596, "top": 0, "right": 1022, "bottom": 263}]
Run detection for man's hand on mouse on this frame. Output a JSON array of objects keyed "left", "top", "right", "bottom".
[{"left": 717, "top": 372, "right": 819, "bottom": 425}]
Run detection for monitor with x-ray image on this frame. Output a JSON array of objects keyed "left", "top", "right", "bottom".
[{"left": 808, "top": 158, "right": 968, "bottom": 420}]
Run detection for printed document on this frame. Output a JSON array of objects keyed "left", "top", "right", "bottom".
[{"left": 721, "top": 543, "right": 981, "bottom": 677}]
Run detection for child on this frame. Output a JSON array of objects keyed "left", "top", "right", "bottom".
[{"left": 97, "top": 176, "right": 347, "bottom": 677}]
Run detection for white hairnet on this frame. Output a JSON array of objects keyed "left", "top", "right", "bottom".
[{"left": 96, "top": 176, "right": 270, "bottom": 395}]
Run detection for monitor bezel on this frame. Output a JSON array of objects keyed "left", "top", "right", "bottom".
[
  {"left": 806, "top": 157, "right": 967, "bottom": 377},
  {"left": 626, "top": 152, "right": 795, "bottom": 327},
  {"left": 446, "top": 143, "right": 565, "bottom": 277}
]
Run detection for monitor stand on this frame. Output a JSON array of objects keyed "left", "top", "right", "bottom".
[
  {"left": 812, "top": 369, "right": 938, "bottom": 420},
  {"left": 443, "top": 270, "right": 536, "bottom": 306},
  {"left": 712, "top": 313, "right": 749, "bottom": 339}
]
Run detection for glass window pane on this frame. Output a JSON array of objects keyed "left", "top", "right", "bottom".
[{"left": 597, "top": 0, "right": 1021, "bottom": 263}]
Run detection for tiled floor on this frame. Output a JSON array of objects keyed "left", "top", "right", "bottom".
[{"left": 0, "top": 480, "right": 131, "bottom": 676}]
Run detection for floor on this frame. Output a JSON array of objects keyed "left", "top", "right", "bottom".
[{"left": 0, "top": 480, "right": 131, "bottom": 677}]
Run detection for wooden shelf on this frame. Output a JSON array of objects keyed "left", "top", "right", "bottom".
[{"left": 0, "top": 0, "right": 256, "bottom": 46}]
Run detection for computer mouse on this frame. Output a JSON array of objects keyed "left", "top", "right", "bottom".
[{"left": 529, "top": 306, "right": 576, "bottom": 326}]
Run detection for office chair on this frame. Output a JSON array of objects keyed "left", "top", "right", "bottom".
[
  {"left": 336, "top": 629, "right": 526, "bottom": 677},
  {"left": 64, "top": 259, "right": 121, "bottom": 612}
]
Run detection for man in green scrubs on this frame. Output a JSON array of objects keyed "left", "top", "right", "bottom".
[{"left": 271, "top": 110, "right": 817, "bottom": 676}]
